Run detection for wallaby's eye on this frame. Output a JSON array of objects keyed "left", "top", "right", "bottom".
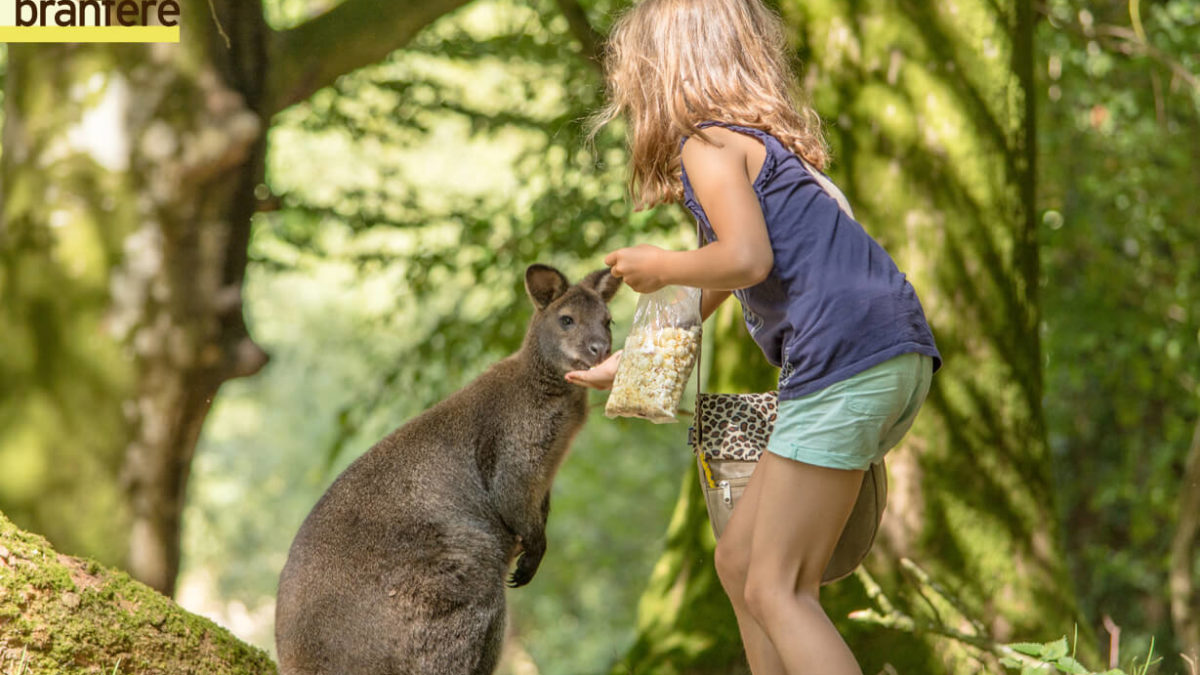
[{"left": 559, "top": 315, "right": 574, "bottom": 328}]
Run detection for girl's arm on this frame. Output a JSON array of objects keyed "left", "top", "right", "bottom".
[
  {"left": 702, "top": 289, "right": 732, "bottom": 321},
  {"left": 606, "top": 129, "right": 774, "bottom": 293}
]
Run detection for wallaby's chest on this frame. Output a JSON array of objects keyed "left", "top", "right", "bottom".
[
  {"left": 514, "top": 394, "right": 585, "bottom": 453},
  {"left": 472, "top": 393, "right": 585, "bottom": 482}
]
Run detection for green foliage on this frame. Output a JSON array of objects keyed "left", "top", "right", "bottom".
[
  {"left": 0, "top": 44, "right": 6, "bottom": 144},
  {"left": 0, "top": 43, "right": 143, "bottom": 570},
  {"left": 1038, "top": 0, "right": 1200, "bottom": 668},
  {"left": 1001, "top": 637, "right": 1113, "bottom": 675},
  {"left": 854, "top": 560, "right": 1182, "bottom": 675},
  {"left": 1000, "top": 636, "right": 1165, "bottom": 675}
]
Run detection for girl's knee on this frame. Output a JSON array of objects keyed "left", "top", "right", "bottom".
[
  {"left": 713, "top": 537, "right": 749, "bottom": 592},
  {"left": 742, "top": 568, "right": 820, "bottom": 624}
]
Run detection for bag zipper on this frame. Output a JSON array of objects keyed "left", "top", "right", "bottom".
[{"left": 719, "top": 480, "right": 732, "bottom": 506}]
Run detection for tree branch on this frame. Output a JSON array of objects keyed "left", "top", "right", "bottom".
[
  {"left": 1034, "top": 2, "right": 1200, "bottom": 93},
  {"left": 1086, "top": 22, "right": 1200, "bottom": 92},
  {"left": 554, "top": 0, "right": 604, "bottom": 70},
  {"left": 265, "top": 0, "right": 475, "bottom": 116}
]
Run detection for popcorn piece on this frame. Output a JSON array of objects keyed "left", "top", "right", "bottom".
[{"left": 605, "top": 324, "right": 701, "bottom": 423}]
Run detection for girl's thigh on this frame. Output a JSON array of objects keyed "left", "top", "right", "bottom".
[
  {"left": 716, "top": 456, "right": 768, "bottom": 581},
  {"left": 746, "top": 452, "right": 865, "bottom": 592}
]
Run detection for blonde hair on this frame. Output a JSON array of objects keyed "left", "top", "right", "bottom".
[{"left": 590, "top": 0, "right": 828, "bottom": 210}]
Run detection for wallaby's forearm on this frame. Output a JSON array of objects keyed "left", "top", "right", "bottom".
[{"left": 492, "top": 457, "right": 552, "bottom": 587}]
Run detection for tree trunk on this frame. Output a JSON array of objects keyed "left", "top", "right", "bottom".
[
  {"left": 0, "top": 510, "right": 276, "bottom": 673},
  {"left": 1170, "top": 417, "right": 1200, "bottom": 661},
  {"left": 794, "top": 0, "right": 1093, "bottom": 667},
  {"left": 616, "top": 1, "right": 1095, "bottom": 672},
  {"left": 0, "top": 0, "right": 478, "bottom": 597}
]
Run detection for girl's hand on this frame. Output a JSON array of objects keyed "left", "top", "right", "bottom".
[
  {"left": 565, "top": 350, "right": 622, "bottom": 390},
  {"left": 604, "top": 245, "right": 668, "bottom": 293}
]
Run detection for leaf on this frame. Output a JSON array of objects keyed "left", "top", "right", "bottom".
[
  {"left": 1010, "top": 642, "right": 1046, "bottom": 657},
  {"left": 1043, "top": 637, "right": 1070, "bottom": 660},
  {"left": 1054, "top": 656, "right": 1089, "bottom": 674}
]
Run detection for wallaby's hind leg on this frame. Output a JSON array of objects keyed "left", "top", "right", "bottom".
[
  {"left": 472, "top": 606, "right": 507, "bottom": 675},
  {"left": 393, "top": 600, "right": 505, "bottom": 675}
]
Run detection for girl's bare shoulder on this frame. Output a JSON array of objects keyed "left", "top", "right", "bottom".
[
  {"left": 683, "top": 127, "right": 746, "bottom": 166},
  {"left": 682, "top": 126, "right": 765, "bottom": 183}
]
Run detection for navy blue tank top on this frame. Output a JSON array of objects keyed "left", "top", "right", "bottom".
[{"left": 681, "top": 122, "right": 942, "bottom": 400}]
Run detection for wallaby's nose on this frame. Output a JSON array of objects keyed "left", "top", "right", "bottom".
[{"left": 588, "top": 340, "right": 609, "bottom": 358}]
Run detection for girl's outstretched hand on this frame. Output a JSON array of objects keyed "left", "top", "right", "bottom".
[
  {"left": 565, "top": 350, "right": 622, "bottom": 390},
  {"left": 604, "top": 245, "right": 667, "bottom": 293}
]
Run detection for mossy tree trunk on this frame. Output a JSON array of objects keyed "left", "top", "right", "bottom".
[
  {"left": 615, "top": 2, "right": 1095, "bottom": 673},
  {"left": 792, "top": 0, "right": 1098, "bottom": 666},
  {"left": 0, "top": 509, "right": 275, "bottom": 674},
  {"left": 0, "top": 0, "right": 473, "bottom": 596}
]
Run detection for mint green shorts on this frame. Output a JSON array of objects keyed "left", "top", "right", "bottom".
[{"left": 766, "top": 353, "right": 934, "bottom": 471}]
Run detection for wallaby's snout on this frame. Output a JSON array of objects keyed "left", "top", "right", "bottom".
[
  {"left": 579, "top": 328, "right": 611, "bottom": 369},
  {"left": 524, "top": 264, "right": 622, "bottom": 374},
  {"left": 587, "top": 337, "right": 609, "bottom": 359}
]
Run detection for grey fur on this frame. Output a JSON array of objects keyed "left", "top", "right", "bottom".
[{"left": 275, "top": 265, "right": 622, "bottom": 675}]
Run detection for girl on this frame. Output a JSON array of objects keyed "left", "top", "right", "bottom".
[{"left": 566, "top": 1, "right": 942, "bottom": 674}]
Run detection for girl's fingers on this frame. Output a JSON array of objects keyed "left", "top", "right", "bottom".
[
  {"left": 565, "top": 351, "right": 622, "bottom": 390},
  {"left": 565, "top": 371, "right": 611, "bottom": 390}
]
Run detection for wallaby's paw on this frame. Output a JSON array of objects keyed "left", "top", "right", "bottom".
[
  {"left": 507, "top": 567, "right": 533, "bottom": 588},
  {"left": 507, "top": 554, "right": 540, "bottom": 588}
]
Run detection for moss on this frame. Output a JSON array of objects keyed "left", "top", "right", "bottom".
[{"left": 0, "top": 511, "right": 277, "bottom": 674}]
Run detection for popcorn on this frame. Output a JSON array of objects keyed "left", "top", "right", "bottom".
[{"left": 605, "top": 322, "right": 701, "bottom": 424}]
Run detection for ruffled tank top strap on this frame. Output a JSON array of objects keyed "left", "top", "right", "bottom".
[{"left": 697, "top": 121, "right": 853, "bottom": 218}]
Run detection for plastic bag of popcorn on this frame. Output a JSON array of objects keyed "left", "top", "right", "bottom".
[{"left": 605, "top": 285, "right": 702, "bottom": 423}]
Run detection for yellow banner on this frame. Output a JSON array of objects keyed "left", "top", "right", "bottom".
[{"left": 0, "top": 25, "right": 179, "bottom": 42}]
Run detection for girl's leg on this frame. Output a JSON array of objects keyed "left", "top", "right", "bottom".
[
  {"left": 714, "top": 464, "right": 787, "bottom": 675},
  {"left": 742, "top": 451, "right": 866, "bottom": 675}
]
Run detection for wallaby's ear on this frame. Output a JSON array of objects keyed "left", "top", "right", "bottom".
[
  {"left": 581, "top": 268, "right": 622, "bottom": 304},
  {"left": 525, "top": 264, "right": 570, "bottom": 310}
]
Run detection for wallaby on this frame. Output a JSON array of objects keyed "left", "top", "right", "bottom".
[{"left": 275, "top": 264, "right": 622, "bottom": 675}]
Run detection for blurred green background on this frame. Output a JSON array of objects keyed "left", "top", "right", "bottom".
[{"left": 1, "top": 1, "right": 1197, "bottom": 673}]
